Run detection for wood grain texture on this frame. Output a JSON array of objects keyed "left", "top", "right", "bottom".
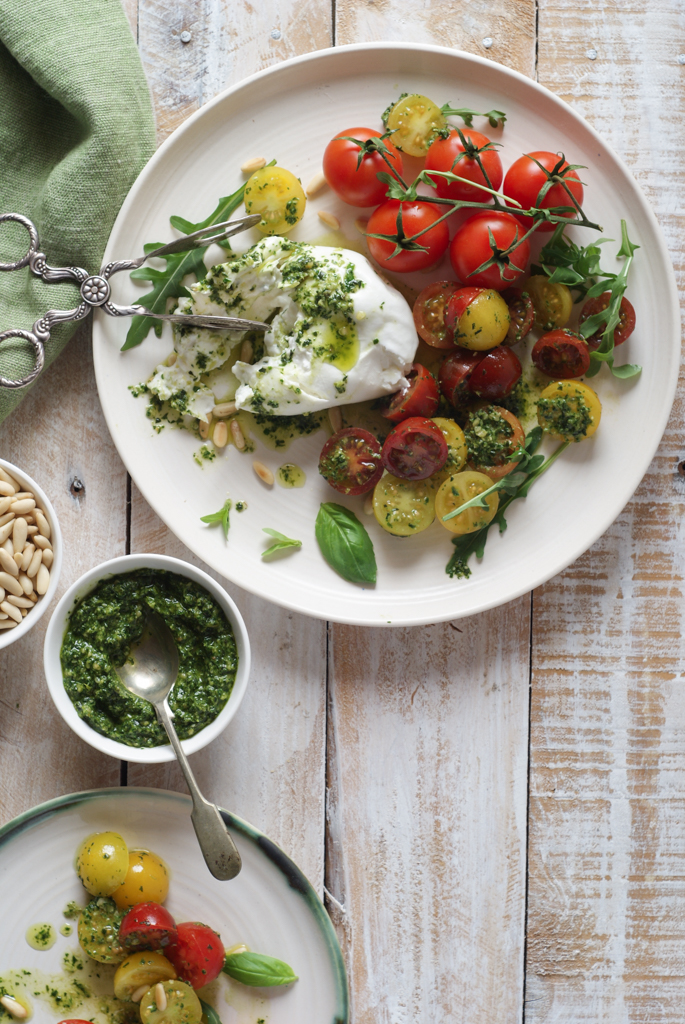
[
  {"left": 0, "top": 323, "right": 124, "bottom": 822},
  {"left": 527, "top": 3, "right": 685, "bottom": 1020}
]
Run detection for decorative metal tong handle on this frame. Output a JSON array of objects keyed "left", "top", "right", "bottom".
[{"left": 0, "top": 212, "right": 267, "bottom": 390}]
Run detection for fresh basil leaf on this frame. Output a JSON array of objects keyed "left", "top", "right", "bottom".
[
  {"left": 222, "top": 951, "right": 298, "bottom": 987},
  {"left": 315, "top": 503, "right": 377, "bottom": 584},
  {"left": 200, "top": 999, "right": 222, "bottom": 1024},
  {"left": 200, "top": 499, "right": 231, "bottom": 539},
  {"left": 262, "top": 528, "right": 302, "bottom": 559}
]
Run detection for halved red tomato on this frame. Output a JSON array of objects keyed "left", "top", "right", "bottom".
[
  {"left": 319, "top": 428, "right": 383, "bottom": 495},
  {"left": 382, "top": 364, "right": 439, "bottom": 423},
  {"left": 579, "top": 292, "right": 636, "bottom": 350},
  {"left": 165, "top": 921, "right": 224, "bottom": 989},
  {"left": 438, "top": 348, "right": 484, "bottom": 406},
  {"left": 467, "top": 347, "right": 522, "bottom": 399},
  {"left": 413, "top": 281, "right": 460, "bottom": 349},
  {"left": 119, "top": 902, "right": 177, "bottom": 951},
  {"left": 531, "top": 330, "right": 590, "bottom": 378},
  {"left": 381, "top": 417, "right": 448, "bottom": 480},
  {"left": 501, "top": 287, "right": 534, "bottom": 344}
]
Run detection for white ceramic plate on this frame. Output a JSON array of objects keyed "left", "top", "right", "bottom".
[
  {"left": 93, "top": 44, "right": 680, "bottom": 626},
  {"left": 0, "top": 788, "right": 347, "bottom": 1024}
]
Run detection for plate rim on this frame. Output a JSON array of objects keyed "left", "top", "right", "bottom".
[
  {"left": 93, "top": 42, "right": 681, "bottom": 626},
  {"left": 0, "top": 786, "right": 349, "bottom": 1024}
]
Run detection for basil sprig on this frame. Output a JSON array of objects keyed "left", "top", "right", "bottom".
[
  {"left": 222, "top": 950, "right": 298, "bottom": 987},
  {"left": 262, "top": 528, "right": 301, "bottom": 559},
  {"left": 315, "top": 502, "right": 377, "bottom": 585},
  {"left": 200, "top": 499, "right": 231, "bottom": 539}
]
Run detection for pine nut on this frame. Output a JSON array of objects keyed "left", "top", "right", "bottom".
[
  {"left": 13, "top": 552, "right": 22, "bottom": 570},
  {"left": 0, "top": 620, "right": 17, "bottom": 630},
  {"left": 0, "top": 497, "right": 10, "bottom": 516},
  {"left": 27, "top": 592, "right": 37, "bottom": 603},
  {"left": 0, "top": 549, "right": 18, "bottom": 576},
  {"left": 0, "top": 587, "right": 4, "bottom": 601},
  {"left": 0, "top": 520, "right": 14, "bottom": 545},
  {"left": 21, "top": 608, "right": 27, "bottom": 617},
  {"left": 0, "top": 511, "right": 13, "bottom": 528},
  {"left": 0, "top": 612, "right": 7, "bottom": 619},
  {"left": 27, "top": 525, "right": 38, "bottom": 535},
  {"left": 354, "top": 217, "right": 369, "bottom": 234},
  {"left": 230, "top": 419, "right": 246, "bottom": 451},
  {"left": 328, "top": 407, "right": 343, "bottom": 433},
  {"left": 0, "top": 468, "right": 20, "bottom": 490},
  {"left": 241, "top": 156, "right": 266, "bottom": 174},
  {"left": 253, "top": 461, "right": 274, "bottom": 486},
  {"left": 2, "top": 538, "right": 13, "bottom": 555},
  {"left": 154, "top": 983, "right": 167, "bottom": 1012},
  {"left": 36, "top": 564, "right": 50, "bottom": 595},
  {"left": 1, "top": 601, "right": 22, "bottom": 624},
  {"left": 0, "top": 481, "right": 14, "bottom": 497},
  {"left": 306, "top": 171, "right": 327, "bottom": 196},
  {"left": 7, "top": 595, "right": 33, "bottom": 608},
  {"left": 19, "top": 574, "right": 33, "bottom": 595},
  {"left": 166, "top": 351, "right": 177, "bottom": 366},
  {"left": 213, "top": 401, "right": 237, "bottom": 418},
  {"left": 130, "top": 986, "right": 149, "bottom": 1004},
  {"left": 13, "top": 492, "right": 33, "bottom": 501},
  {"left": 34, "top": 535, "right": 52, "bottom": 550},
  {"left": 20, "top": 545, "right": 34, "bottom": 572},
  {"left": 27, "top": 549, "right": 42, "bottom": 578},
  {"left": 41, "top": 549, "right": 54, "bottom": 569},
  {"left": 35, "top": 510, "right": 50, "bottom": 538},
  {"left": 213, "top": 421, "right": 228, "bottom": 448},
  {"left": 0, "top": 573, "right": 22, "bottom": 597},
  {"left": 318, "top": 210, "right": 340, "bottom": 230},
  {"left": 363, "top": 492, "right": 375, "bottom": 516},
  {"left": 240, "top": 339, "right": 253, "bottom": 363},
  {"left": 12, "top": 518, "right": 27, "bottom": 553},
  {"left": 199, "top": 417, "right": 211, "bottom": 440},
  {"left": 9, "top": 498, "right": 35, "bottom": 514}
]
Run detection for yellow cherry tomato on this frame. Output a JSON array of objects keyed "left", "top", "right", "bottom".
[
  {"left": 139, "top": 980, "right": 202, "bottom": 1024},
  {"left": 455, "top": 290, "right": 511, "bottom": 350},
  {"left": 112, "top": 849, "right": 170, "bottom": 910},
  {"left": 435, "top": 471, "right": 499, "bottom": 535},
  {"left": 525, "top": 275, "right": 573, "bottom": 330},
  {"left": 76, "top": 831, "right": 129, "bottom": 897},
  {"left": 430, "top": 418, "right": 468, "bottom": 488},
  {"left": 537, "top": 380, "right": 601, "bottom": 442},
  {"left": 383, "top": 93, "right": 447, "bottom": 157},
  {"left": 244, "top": 166, "right": 306, "bottom": 235},
  {"left": 373, "top": 472, "right": 436, "bottom": 537},
  {"left": 113, "top": 952, "right": 177, "bottom": 1002}
]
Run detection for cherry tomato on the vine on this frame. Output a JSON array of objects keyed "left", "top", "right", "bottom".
[
  {"left": 532, "top": 329, "right": 590, "bottom": 378},
  {"left": 424, "top": 128, "right": 503, "bottom": 202},
  {"left": 449, "top": 211, "right": 530, "bottom": 291},
  {"left": 501, "top": 287, "right": 534, "bottom": 344},
  {"left": 323, "top": 128, "right": 403, "bottom": 208},
  {"left": 165, "top": 921, "right": 225, "bottom": 990},
  {"left": 503, "top": 151, "right": 584, "bottom": 233},
  {"left": 579, "top": 292, "right": 636, "bottom": 350},
  {"left": 413, "top": 281, "right": 460, "bottom": 349},
  {"left": 438, "top": 348, "right": 484, "bottom": 407},
  {"left": 319, "top": 428, "right": 383, "bottom": 496},
  {"left": 382, "top": 364, "right": 439, "bottom": 423},
  {"left": 467, "top": 347, "right": 522, "bottom": 399},
  {"left": 367, "top": 199, "right": 450, "bottom": 273},
  {"left": 119, "top": 902, "right": 177, "bottom": 952},
  {"left": 381, "top": 417, "right": 448, "bottom": 480}
]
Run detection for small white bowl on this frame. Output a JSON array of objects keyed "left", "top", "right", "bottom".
[
  {"left": 0, "top": 459, "right": 63, "bottom": 651},
  {"left": 43, "top": 553, "right": 251, "bottom": 763}
]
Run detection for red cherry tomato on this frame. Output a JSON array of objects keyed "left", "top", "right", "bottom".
[
  {"left": 503, "top": 151, "right": 584, "bottom": 233},
  {"left": 444, "top": 287, "right": 484, "bottom": 343},
  {"left": 119, "top": 902, "right": 177, "bottom": 951},
  {"left": 381, "top": 417, "right": 448, "bottom": 480},
  {"left": 165, "top": 921, "right": 225, "bottom": 989},
  {"left": 382, "top": 364, "right": 439, "bottom": 423},
  {"left": 501, "top": 287, "right": 534, "bottom": 344},
  {"left": 579, "top": 292, "right": 636, "bottom": 350},
  {"left": 438, "top": 348, "right": 484, "bottom": 406},
  {"left": 531, "top": 330, "right": 591, "bottom": 378},
  {"left": 319, "top": 427, "right": 383, "bottom": 495},
  {"left": 424, "top": 128, "right": 503, "bottom": 202},
  {"left": 449, "top": 211, "right": 530, "bottom": 291},
  {"left": 367, "top": 200, "right": 450, "bottom": 273},
  {"left": 467, "top": 347, "right": 522, "bottom": 399},
  {"left": 413, "top": 281, "right": 460, "bottom": 349},
  {"left": 323, "top": 128, "right": 403, "bottom": 208}
]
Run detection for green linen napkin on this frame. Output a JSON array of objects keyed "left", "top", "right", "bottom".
[{"left": 0, "top": 0, "right": 155, "bottom": 423}]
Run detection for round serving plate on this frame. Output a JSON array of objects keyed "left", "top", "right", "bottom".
[
  {"left": 0, "top": 788, "right": 347, "bottom": 1024},
  {"left": 92, "top": 43, "right": 680, "bottom": 626}
]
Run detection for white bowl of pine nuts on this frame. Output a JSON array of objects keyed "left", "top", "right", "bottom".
[{"left": 0, "top": 459, "right": 62, "bottom": 650}]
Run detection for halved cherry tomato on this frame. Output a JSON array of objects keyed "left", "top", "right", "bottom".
[
  {"left": 467, "top": 347, "right": 522, "bottom": 399},
  {"left": 112, "top": 849, "right": 170, "bottom": 910},
  {"left": 119, "top": 902, "right": 177, "bottom": 952},
  {"left": 465, "top": 406, "right": 525, "bottom": 481},
  {"left": 383, "top": 93, "right": 446, "bottom": 157},
  {"left": 532, "top": 330, "right": 590, "bottom": 379},
  {"left": 449, "top": 211, "right": 530, "bottom": 290},
  {"left": 445, "top": 287, "right": 510, "bottom": 350},
  {"left": 323, "top": 128, "right": 403, "bottom": 208},
  {"left": 382, "top": 364, "right": 439, "bottom": 423},
  {"left": 413, "top": 281, "right": 459, "bottom": 349},
  {"left": 537, "top": 380, "right": 601, "bottom": 441},
  {"left": 579, "top": 292, "right": 636, "bottom": 350},
  {"left": 319, "top": 428, "right": 383, "bottom": 496},
  {"left": 367, "top": 200, "right": 450, "bottom": 273},
  {"left": 381, "top": 417, "right": 448, "bottom": 480},
  {"left": 435, "top": 471, "right": 499, "bottom": 535},
  {"left": 525, "top": 275, "right": 573, "bottom": 330},
  {"left": 438, "top": 348, "right": 484, "bottom": 407},
  {"left": 244, "top": 166, "right": 306, "bottom": 235},
  {"left": 165, "top": 922, "right": 225, "bottom": 990},
  {"left": 502, "top": 287, "right": 534, "bottom": 344},
  {"left": 503, "top": 151, "right": 584, "bottom": 232},
  {"left": 424, "top": 128, "right": 503, "bottom": 202}
]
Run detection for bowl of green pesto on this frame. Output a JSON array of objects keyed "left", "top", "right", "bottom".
[{"left": 43, "top": 554, "right": 250, "bottom": 762}]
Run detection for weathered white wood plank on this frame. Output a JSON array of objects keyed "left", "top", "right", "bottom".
[
  {"left": 0, "top": 323, "right": 124, "bottom": 823},
  {"left": 527, "top": 3, "right": 685, "bottom": 1021}
]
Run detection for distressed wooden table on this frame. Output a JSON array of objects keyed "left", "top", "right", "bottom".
[{"left": 1, "top": 2, "right": 684, "bottom": 1021}]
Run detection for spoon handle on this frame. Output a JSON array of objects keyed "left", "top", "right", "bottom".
[{"left": 155, "top": 700, "right": 242, "bottom": 881}]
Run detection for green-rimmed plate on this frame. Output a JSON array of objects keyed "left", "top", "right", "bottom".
[{"left": 0, "top": 788, "right": 347, "bottom": 1024}]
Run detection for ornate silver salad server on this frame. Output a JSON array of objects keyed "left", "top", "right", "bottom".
[{"left": 0, "top": 211, "right": 268, "bottom": 390}]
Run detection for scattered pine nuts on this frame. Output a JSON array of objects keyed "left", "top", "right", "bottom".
[
  {"left": 199, "top": 416, "right": 211, "bottom": 440},
  {"left": 253, "top": 461, "right": 274, "bottom": 486},
  {"left": 318, "top": 210, "right": 340, "bottom": 230},
  {"left": 328, "top": 407, "right": 343, "bottom": 433},
  {"left": 241, "top": 156, "right": 266, "bottom": 174},
  {"left": 0, "top": 995, "right": 26, "bottom": 1017},
  {"left": 306, "top": 171, "right": 327, "bottom": 196},
  {"left": 166, "top": 351, "right": 177, "bottom": 366},
  {"left": 154, "top": 984, "right": 167, "bottom": 1012},
  {"left": 213, "top": 420, "right": 228, "bottom": 448},
  {"left": 213, "top": 401, "right": 237, "bottom": 418},
  {"left": 0, "top": 476, "right": 55, "bottom": 635},
  {"left": 354, "top": 217, "right": 369, "bottom": 234},
  {"left": 230, "top": 419, "right": 246, "bottom": 451},
  {"left": 131, "top": 986, "right": 149, "bottom": 1004},
  {"left": 240, "top": 339, "right": 253, "bottom": 364}
]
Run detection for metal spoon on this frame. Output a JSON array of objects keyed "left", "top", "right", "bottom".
[{"left": 115, "top": 609, "right": 241, "bottom": 881}]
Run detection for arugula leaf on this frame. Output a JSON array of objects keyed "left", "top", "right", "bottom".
[
  {"left": 440, "top": 103, "right": 507, "bottom": 129},
  {"left": 315, "top": 503, "right": 377, "bottom": 585},
  {"left": 200, "top": 499, "right": 232, "bottom": 539},
  {"left": 222, "top": 951, "right": 298, "bottom": 987},
  {"left": 199, "top": 1000, "right": 222, "bottom": 1024},
  {"left": 121, "top": 182, "right": 249, "bottom": 351},
  {"left": 261, "top": 528, "right": 301, "bottom": 559}
]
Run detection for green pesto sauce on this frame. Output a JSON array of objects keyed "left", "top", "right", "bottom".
[
  {"left": 537, "top": 392, "right": 591, "bottom": 441},
  {"left": 25, "top": 924, "right": 56, "bottom": 950},
  {"left": 60, "top": 924, "right": 73, "bottom": 937},
  {"left": 277, "top": 464, "right": 306, "bottom": 488},
  {"left": 464, "top": 407, "right": 514, "bottom": 468},
  {"left": 241, "top": 408, "right": 326, "bottom": 451},
  {"left": 60, "top": 569, "right": 238, "bottom": 749}
]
